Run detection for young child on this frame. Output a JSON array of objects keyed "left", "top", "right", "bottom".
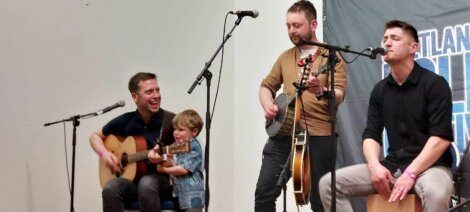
[{"left": 157, "top": 109, "right": 204, "bottom": 212}]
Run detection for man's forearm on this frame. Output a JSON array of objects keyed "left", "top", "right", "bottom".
[
  {"left": 259, "top": 87, "right": 274, "bottom": 109},
  {"left": 405, "top": 136, "right": 450, "bottom": 175},
  {"left": 363, "top": 138, "right": 382, "bottom": 166}
]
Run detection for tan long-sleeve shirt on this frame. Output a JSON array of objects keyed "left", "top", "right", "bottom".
[{"left": 261, "top": 46, "right": 347, "bottom": 136}]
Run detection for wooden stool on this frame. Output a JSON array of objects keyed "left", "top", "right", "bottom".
[{"left": 367, "top": 194, "right": 423, "bottom": 212}]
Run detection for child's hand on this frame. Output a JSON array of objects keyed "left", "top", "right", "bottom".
[
  {"left": 157, "top": 165, "right": 167, "bottom": 173},
  {"left": 159, "top": 156, "right": 174, "bottom": 167}
]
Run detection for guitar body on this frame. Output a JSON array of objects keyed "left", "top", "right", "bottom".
[
  {"left": 99, "top": 135, "right": 190, "bottom": 188},
  {"left": 99, "top": 135, "right": 148, "bottom": 188},
  {"left": 265, "top": 93, "right": 300, "bottom": 137},
  {"left": 291, "top": 131, "right": 311, "bottom": 205}
]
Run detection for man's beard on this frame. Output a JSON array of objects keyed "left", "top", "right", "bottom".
[{"left": 290, "top": 32, "right": 312, "bottom": 47}]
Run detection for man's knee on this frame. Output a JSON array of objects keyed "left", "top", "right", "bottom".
[
  {"left": 102, "top": 178, "right": 128, "bottom": 199},
  {"left": 138, "top": 175, "right": 159, "bottom": 193},
  {"left": 424, "top": 189, "right": 452, "bottom": 204},
  {"left": 103, "top": 178, "right": 125, "bottom": 192},
  {"left": 319, "top": 172, "right": 332, "bottom": 194}
]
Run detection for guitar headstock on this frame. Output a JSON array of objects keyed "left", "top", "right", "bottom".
[
  {"left": 293, "top": 54, "right": 317, "bottom": 91},
  {"left": 297, "top": 53, "right": 318, "bottom": 81},
  {"left": 163, "top": 142, "right": 190, "bottom": 154}
]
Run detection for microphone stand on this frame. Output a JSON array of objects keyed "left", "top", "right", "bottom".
[
  {"left": 449, "top": 199, "right": 470, "bottom": 212},
  {"left": 299, "top": 39, "right": 376, "bottom": 212},
  {"left": 276, "top": 150, "right": 293, "bottom": 212},
  {"left": 187, "top": 15, "right": 245, "bottom": 212},
  {"left": 44, "top": 111, "right": 108, "bottom": 212},
  {"left": 449, "top": 144, "right": 470, "bottom": 212}
]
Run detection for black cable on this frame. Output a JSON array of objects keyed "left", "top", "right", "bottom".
[
  {"left": 322, "top": 6, "right": 365, "bottom": 64},
  {"left": 210, "top": 12, "right": 230, "bottom": 121},
  {"left": 63, "top": 121, "right": 71, "bottom": 192}
]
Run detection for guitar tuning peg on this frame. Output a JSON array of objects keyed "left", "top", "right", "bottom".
[
  {"left": 297, "top": 58, "right": 307, "bottom": 67},
  {"left": 308, "top": 53, "right": 317, "bottom": 62},
  {"left": 298, "top": 54, "right": 317, "bottom": 67}
]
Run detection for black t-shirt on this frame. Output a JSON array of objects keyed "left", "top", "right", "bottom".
[
  {"left": 102, "top": 108, "right": 175, "bottom": 174},
  {"left": 363, "top": 62, "right": 453, "bottom": 173}
]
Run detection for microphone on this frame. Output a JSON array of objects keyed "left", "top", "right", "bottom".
[
  {"left": 367, "top": 47, "right": 388, "bottom": 56},
  {"left": 96, "top": 100, "right": 125, "bottom": 115},
  {"left": 367, "top": 47, "right": 387, "bottom": 59},
  {"left": 229, "top": 10, "right": 259, "bottom": 18}
]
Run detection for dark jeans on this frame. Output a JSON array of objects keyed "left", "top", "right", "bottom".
[
  {"left": 102, "top": 174, "right": 171, "bottom": 212},
  {"left": 254, "top": 135, "right": 333, "bottom": 212}
]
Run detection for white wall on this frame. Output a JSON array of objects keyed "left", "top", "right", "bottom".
[{"left": 0, "top": 0, "right": 322, "bottom": 211}]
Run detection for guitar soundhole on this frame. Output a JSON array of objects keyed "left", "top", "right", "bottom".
[{"left": 121, "top": 153, "right": 128, "bottom": 167}]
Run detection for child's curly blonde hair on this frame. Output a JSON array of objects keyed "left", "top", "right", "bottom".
[{"left": 172, "top": 109, "right": 204, "bottom": 136}]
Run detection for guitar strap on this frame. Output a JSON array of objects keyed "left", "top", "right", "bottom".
[{"left": 159, "top": 110, "right": 176, "bottom": 146}]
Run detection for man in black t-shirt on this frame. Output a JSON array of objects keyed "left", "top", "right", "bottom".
[
  {"left": 90, "top": 72, "right": 175, "bottom": 212},
  {"left": 319, "top": 20, "right": 454, "bottom": 211}
]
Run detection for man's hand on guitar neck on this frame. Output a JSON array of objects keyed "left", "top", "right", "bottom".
[
  {"left": 148, "top": 144, "right": 164, "bottom": 164},
  {"left": 306, "top": 75, "right": 324, "bottom": 96}
]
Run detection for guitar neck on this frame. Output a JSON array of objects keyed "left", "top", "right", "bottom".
[
  {"left": 127, "top": 150, "right": 151, "bottom": 164},
  {"left": 125, "top": 146, "right": 175, "bottom": 164}
]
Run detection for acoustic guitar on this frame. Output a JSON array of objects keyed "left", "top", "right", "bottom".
[{"left": 98, "top": 134, "right": 189, "bottom": 188}]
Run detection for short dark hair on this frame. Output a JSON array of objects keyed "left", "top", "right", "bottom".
[
  {"left": 173, "top": 109, "right": 204, "bottom": 136},
  {"left": 287, "top": 0, "right": 317, "bottom": 22},
  {"left": 385, "top": 20, "right": 419, "bottom": 43},
  {"left": 128, "top": 72, "right": 157, "bottom": 93}
]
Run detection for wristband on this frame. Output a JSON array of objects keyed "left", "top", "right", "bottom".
[
  {"left": 404, "top": 169, "right": 417, "bottom": 180},
  {"left": 98, "top": 148, "right": 107, "bottom": 158}
]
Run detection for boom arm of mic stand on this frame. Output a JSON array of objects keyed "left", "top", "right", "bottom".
[
  {"left": 44, "top": 112, "right": 99, "bottom": 127},
  {"left": 187, "top": 16, "right": 243, "bottom": 94},
  {"left": 299, "top": 40, "right": 375, "bottom": 59}
]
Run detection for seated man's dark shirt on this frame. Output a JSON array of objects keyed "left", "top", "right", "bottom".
[{"left": 363, "top": 62, "right": 454, "bottom": 173}]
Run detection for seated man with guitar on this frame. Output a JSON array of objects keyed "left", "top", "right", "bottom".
[
  {"left": 89, "top": 72, "right": 176, "bottom": 212},
  {"left": 255, "top": 1, "right": 347, "bottom": 212}
]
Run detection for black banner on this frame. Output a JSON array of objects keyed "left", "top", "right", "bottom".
[{"left": 325, "top": 0, "right": 470, "bottom": 210}]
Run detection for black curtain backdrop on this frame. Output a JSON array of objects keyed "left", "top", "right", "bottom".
[{"left": 324, "top": 0, "right": 470, "bottom": 210}]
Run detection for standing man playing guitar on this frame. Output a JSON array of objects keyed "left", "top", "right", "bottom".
[
  {"left": 255, "top": 1, "right": 347, "bottom": 211},
  {"left": 89, "top": 72, "right": 176, "bottom": 212}
]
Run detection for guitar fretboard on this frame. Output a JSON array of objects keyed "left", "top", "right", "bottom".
[
  {"left": 125, "top": 147, "right": 177, "bottom": 164},
  {"left": 127, "top": 150, "right": 150, "bottom": 163}
]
